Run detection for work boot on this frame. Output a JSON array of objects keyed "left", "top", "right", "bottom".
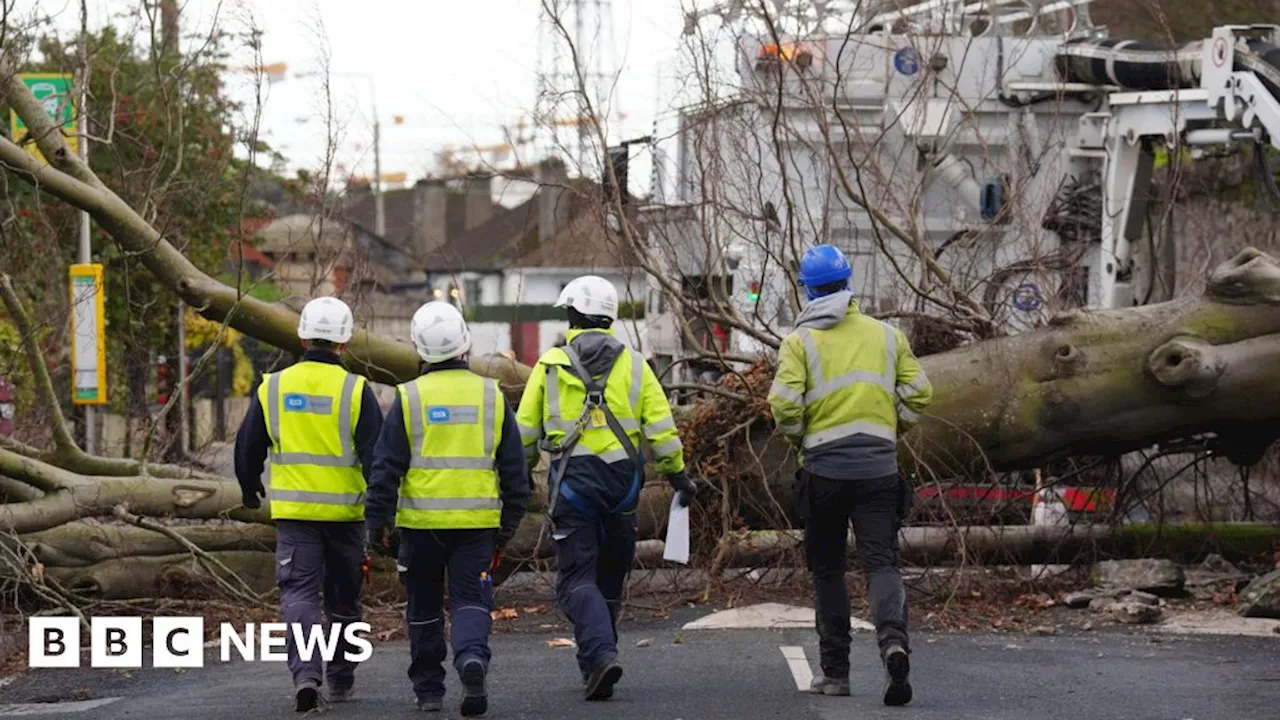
[
  {"left": 882, "top": 645, "right": 913, "bottom": 707},
  {"left": 328, "top": 687, "right": 354, "bottom": 703},
  {"left": 416, "top": 697, "right": 443, "bottom": 712},
  {"left": 459, "top": 658, "right": 488, "bottom": 717},
  {"left": 584, "top": 660, "right": 623, "bottom": 701},
  {"left": 294, "top": 681, "right": 322, "bottom": 712},
  {"left": 809, "top": 675, "right": 851, "bottom": 696}
]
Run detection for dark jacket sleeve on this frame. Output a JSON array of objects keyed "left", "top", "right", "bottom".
[
  {"left": 496, "top": 399, "right": 532, "bottom": 535},
  {"left": 354, "top": 383, "right": 384, "bottom": 481},
  {"left": 364, "top": 390, "right": 408, "bottom": 529},
  {"left": 233, "top": 394, "right": 269, "bottom": 505}
]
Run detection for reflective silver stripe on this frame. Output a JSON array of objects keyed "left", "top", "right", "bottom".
[
  {"left": 618, "top": 417, "right": 640, "bottom": 432},
  {"left": 570, "top": 444, "right": 630, "bottom": 464},
  {"left": 270, "top": 488, "right": 363, "bottom": 505},
  {"left": 628, "top": 352, "right": 643, "bottom": 411},
  {"left": 806, "top": 370, "right": 891, "bottom": 405},
  {"left": 519, "top": 422, "right": 542, "bottom": 442},
  {"left": 545, "top": 418, "right": 576, "bottom": 434},
  {"left": 803, "top": 420, "right": 896, "bottom": 448},
  {"left": 338, "top": 373, "right": 357, "bottom": 459},
  {"left": 267, "top": 373, "right": 281, "bottom": 447},
  {"left": 797, "top": 328, "right": 824, "bottom": 385},
  {"left": 896, "top": 373, "right": 931, "bottom": 400},
  {"left": 882, "top": 323, "right": 897, "bottom": 386},
  {"left": 483, "top": 380, "right": 497, "bottom": 458},
  {"left": 651, "top": 437, "right": 683, "bottom": 457},
  {"left": 409, "top": 456, "right": 494, "bottom": 470},
  {"left": 405, "top": 381, "right": 425, "bottom": 456},
  {"left": 544, "top": 364, "right": 561, "bottom": 424},
  {"left": 769, "top": 380, "right": 803, "bottom": 406},
  {"left": 776, "top": 422, "right": 804, "bottom": 436},
  {"left": 397, "top": 496, "right": 502, "bottom": 511},
  {"left": 271, "top": 451, "right": 357, "bottom": 467},
  {"left": 643, "top": 416, "right": 677, "bottom": 435},
  {"left": 897, "top": 403, "right": 921, "bottom": 424}
]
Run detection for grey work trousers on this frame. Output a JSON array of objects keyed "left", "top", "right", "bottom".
[
  {"left": 275, "top": 519, "right": 365, "bottom": 691},
  {"left": 798, "top": 471, "right": 909, "bottom": 679}
]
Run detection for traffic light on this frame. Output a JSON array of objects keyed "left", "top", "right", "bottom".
[{"left": 747, "top": 281, "right": 761, "bottom": 303}]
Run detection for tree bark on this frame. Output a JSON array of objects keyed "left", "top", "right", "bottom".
[
  {"left": 45, "top": 551, "right": 277, "bottom": 601},
  {"left": 20, "top": 521, "right": 275, "bottom": 567},
  {"left": 722, "top": 522, "right": 1280, "bottom": 567}
]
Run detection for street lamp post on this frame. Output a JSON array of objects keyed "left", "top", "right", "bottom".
[{"left": 295, "top": 70, "right": 384, "bottom": 236}]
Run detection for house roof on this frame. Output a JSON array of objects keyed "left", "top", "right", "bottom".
[
  {"left": 424, "top": 197, "right": 539, "bottom": 272},
  {"left": 255, "top": 214, "right": 353, "bottom": 254},
  {"left": 510, "top": 207, "right": 637, "bottom": 270}
]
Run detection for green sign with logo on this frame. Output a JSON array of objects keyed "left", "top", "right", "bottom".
[{"left": 9, "top": 73, "right": 79, "bottom": 163}]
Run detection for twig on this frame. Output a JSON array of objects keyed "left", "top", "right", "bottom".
[{"left": 111, "top": 504, "right": 266, "bottom": 606}]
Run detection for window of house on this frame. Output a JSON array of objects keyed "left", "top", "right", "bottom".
[{"left": 465, "top": 278, "right": 482, "bottom": 307}]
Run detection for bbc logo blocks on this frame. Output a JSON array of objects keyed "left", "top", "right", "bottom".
[
  {"left": 28, "top": 618, "right": 371, "bottom": 668},
  {"left": 29, "top": 617, "right": 204, "bottom": 668}
]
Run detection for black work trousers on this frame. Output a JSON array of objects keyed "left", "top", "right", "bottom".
[
  {"left": 399, "top": 528, "right": 497, "bottom": 702},
  {"left": 799, "top": 471, "right": 909, "bottom": 680}
]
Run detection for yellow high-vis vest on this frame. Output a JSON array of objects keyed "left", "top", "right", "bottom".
[
  {"left": 515, "top": 329, "right": 685, "bottom": 475},
  {"left": 258, "top": 361, "right": 367, "bottom": 521},
  {"left": 769, "top": 303, "right": 932, "bottom": 453},
  {"left": 396, "top": 368, "right": 504, "bottom": 530}
]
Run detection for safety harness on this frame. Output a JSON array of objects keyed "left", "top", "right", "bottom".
[{"left": 540, "top": 345, "right": 642, "bottom": 531}]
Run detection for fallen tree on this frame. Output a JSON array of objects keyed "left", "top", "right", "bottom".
[{"left": 2, "top": 69, "right": 1279, "bottom": 602}]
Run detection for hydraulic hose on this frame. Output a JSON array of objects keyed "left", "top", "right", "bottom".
[{"left": 1053, "top": 39, "right": 1203, "bottom": 90}]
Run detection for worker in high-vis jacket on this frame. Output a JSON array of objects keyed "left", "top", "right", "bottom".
[
  {"left": 768, "top": 244, "right": 932, "bottom": 708},
  {"left": 364, "top": 301, "right": 530, "bottom": 717},
  {"left": 516, "top": 275, "right": 696, "bottom": 702},
  {"left": 234, "top": 296, "right": 384, "bottom": 713}
]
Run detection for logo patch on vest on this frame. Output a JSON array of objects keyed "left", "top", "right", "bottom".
[
  {"left": 426, "top": 405, "right": 479, "bottom": 424},
  {"left": 283, "top": 393, "right": 334, "bottom": 414}
]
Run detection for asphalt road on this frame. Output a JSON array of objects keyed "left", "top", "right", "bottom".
[{"left": 2, "top": 610, "right": 1277, "bottom": 720}]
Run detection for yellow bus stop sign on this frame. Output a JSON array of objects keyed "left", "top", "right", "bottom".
[{"left": 9, "top": 73, "right": 79, "bottom": 164}]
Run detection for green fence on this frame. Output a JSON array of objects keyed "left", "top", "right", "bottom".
[{"left": 466, "top": 303, "right": 645, "bottom": 323}]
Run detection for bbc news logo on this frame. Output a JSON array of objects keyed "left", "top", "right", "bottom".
[{"left": 29, "top": 617, "right": 372, "bottom": 668}]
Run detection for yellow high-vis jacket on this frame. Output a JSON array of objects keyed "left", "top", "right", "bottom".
[
  {"left": 516, "top": 328, "right": 685, "bottom": 514},
  {"left": 768, "top": 293, "right": 932, "bottom": 477}
]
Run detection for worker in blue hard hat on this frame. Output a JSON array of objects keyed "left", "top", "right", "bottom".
[{"left": 769, "top": 243, "right": 933, "bottom": 706}]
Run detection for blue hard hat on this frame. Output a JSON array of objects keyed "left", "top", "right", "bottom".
[{"left": 799, "top": 244, "right": 852, "bottom": 299}]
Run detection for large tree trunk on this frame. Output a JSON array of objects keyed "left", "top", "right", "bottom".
[
  {"left": 723, "top": 522, "right": 1280, "bottom": 567},
  {"left": 3, "top": 75, "right": 1280, "bottom": 600}
]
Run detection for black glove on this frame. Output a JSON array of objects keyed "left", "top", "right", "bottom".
[
  {"left": 667, "top": 472, "right": 697, "bottom": 508},
  {"left": 366, "top": 524, "right": 399, "bottom": 558},
  {"left": 241, "top": 481, "right": 265, "bottom": 509}
]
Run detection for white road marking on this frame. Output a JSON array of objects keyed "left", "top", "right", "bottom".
[
  {"left": 0, "top": 698, "right": 122, "bottom": 716},
  {"left": 780, "top": 646, "right": 813, "bottom": 691}
]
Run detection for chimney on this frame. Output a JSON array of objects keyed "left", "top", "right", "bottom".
[
  {"left": 413, "top": 179, "right": 448, "bottom": 256},
  {"left": 463, "top": 173, "right": 494, "bottom": 231},
  {"left": 537, "top": 158, "right": 571, "bottom": 245}
]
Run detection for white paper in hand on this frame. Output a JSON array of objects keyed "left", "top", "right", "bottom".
[{"left": 663, "top": 495, "right": 690, "bottom": 564}]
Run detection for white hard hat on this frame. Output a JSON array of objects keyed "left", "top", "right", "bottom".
[
  {"left": 555, "top": 275, "right": 619, "bottom": 321},
  {"left": 297, "top": 297, "right": 354, "bottom": 344},
  {"left": 410, "top": 301, "right": 472, "bottom": 363}
]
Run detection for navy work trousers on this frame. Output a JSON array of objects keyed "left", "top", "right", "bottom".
[
  {"left": 799, "top": 471, "right": 910, "bottom": 679},
  {"left": 274, "top": 519, "right": 365, "bottom": 692},
  {"left": 554, "top": 510, "right": 637, "bottom": 676},
  {"left": 399, "top": 528, "right": 496, "bottom": 702}
]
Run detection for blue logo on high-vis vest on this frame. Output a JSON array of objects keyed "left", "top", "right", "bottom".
[
  {"left": 284, "top": 394, "right": 308, "bottom": 411},
  {"left": 427, "top": 407, "right": 451, "bottom": 423}
]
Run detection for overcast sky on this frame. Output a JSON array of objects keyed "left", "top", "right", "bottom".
[{"left": 37, "top": 0, "right": 704, "bottom": 193}]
